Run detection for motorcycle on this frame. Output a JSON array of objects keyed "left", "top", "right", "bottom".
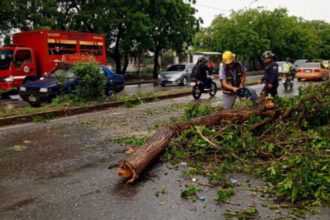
[
  {"left": 283, "top": 73, "right": 294, "bottom": 91},
  {"left": 191, "top": 77, "right": 217, "bottom": 100}
]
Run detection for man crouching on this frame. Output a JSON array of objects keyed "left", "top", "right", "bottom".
[{"left": 219, "top": 51, "right": 257, "bottom": 109}]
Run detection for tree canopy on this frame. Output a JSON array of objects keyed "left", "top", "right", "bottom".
[
  {"left": 0, "top": 0, "right": 199, "bottom": 77},
  {"left": 194, "top": 8, "right": 330, "bottom": 69}
]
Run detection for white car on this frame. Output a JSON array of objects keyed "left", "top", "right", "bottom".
[{"left": 158, "top": 64, "right": 195, "bottom": 86}]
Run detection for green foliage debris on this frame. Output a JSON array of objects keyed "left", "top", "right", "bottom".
[
  {"left": 181, "top": 185, "right": 202, "bottom": 200},
  {"left": 181, "top": 102, "right": 217, "bottom": 120},
  {"left": 215, "top": 187, "right": 235, "bottom": 203},
  {"left": 224, "top": 205, "right": 259, "bottom": 220},
  {"left": 115, "top": 136, "right": 147, "bottom": 147},
  {"left": 164, "top": 81, "right": 330, "bottom": 215}
]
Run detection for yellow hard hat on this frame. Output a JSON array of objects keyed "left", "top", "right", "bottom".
[{"left": 222, "top": 51, "right": 235, "bottom": 64}]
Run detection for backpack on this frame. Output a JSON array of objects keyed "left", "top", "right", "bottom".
[{"left": 191, "top": 64, "right": 200, "bottom": 79}]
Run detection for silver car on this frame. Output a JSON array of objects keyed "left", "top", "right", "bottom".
[{"left": 158, "top": 64, "right": 194, "bottom": 86}]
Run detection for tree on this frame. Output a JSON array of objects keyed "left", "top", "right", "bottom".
[
  {"left": 103, "top": 0, "right": 152, "bottom": 75},
  {"left": 193, "top": 8, "right": 330, "bottom": 66},
  {"left": 147, "top": 0, "right": 199, "bottom": 79},
  {"left": 58, "top": 0, "right": 152, "bottom": 75},
  {"left": 8, "top": 0, "right": 65, "bottom": 31},
  {"left": 0, "top": 2, "right": 11, "bottom": 34},
  {"left": 3, "top": 35, "right": 11, "bottom": 46},
  {"left": 2, "top": 0, "right": 199, "bottom": 77}
]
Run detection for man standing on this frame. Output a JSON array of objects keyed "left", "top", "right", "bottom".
[
  {"left": 260, "top": 51, "right": 279, "bottom": 97},
  {"left": 219, "top": 51, "right": 257, "bottom": 109}
]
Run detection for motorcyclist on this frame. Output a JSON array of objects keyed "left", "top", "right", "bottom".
[
  {"left": 219, "top": 51, "right": 257, "bottom": 109},
  {"left": 260, "top": 51, "right": 279, "bottom": 97},
  {"left": 282, "top": 57, "right": 294, "bottom": 79},
  {"left": 195, "top": 57, "right": 212, "bottom": 89}
]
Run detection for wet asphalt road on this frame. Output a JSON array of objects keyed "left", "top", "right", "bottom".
[{"left": 0, "top": 80, "right": 328, "bottom": 220}]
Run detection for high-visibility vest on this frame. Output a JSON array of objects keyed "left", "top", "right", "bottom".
[{"left": 282, "top": 62, "right": 292, "bottom": 73}]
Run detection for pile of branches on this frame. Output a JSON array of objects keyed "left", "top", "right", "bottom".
[
  {"left": 164, "top": 80, "right": 330, "bottom": 205},
  {"left": 115, "top": 80, "right": 329, "bottom": 207}
]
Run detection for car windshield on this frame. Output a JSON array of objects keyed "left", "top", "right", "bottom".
[
  {"left": 0, "top": 49, "right": 13, "bottom": 70},
  {"left": 301, "top": 63, "right": 320, "bottom": 68},
  {"left": 294, "top": 60, "right": 307, "bottom": 67},
  {"left": 49, "top": 65, "right": 76, "bottom": 79},
  {"left": 166, "top": 65, "right": 186, "bottom": 72}
]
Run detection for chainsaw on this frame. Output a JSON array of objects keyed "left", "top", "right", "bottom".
[{"left": 236, "top": 87, "right": 252, "bottom": 101}]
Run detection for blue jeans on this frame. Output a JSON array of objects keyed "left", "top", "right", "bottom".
[{"left": 200, "top": 76, "right": 212, "bottom": 89}]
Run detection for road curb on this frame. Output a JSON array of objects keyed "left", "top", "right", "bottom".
[
  {"left": 0, "top": 82, "right": 260, "bottom": 127},
  {"left": 0, "top": 91, "right": 191, "bottom": 127}
]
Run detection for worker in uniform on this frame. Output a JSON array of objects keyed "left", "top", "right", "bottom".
[
  {"left": 219, "top": 51, "right": 257, "bottom": 109},
  {"left": 260, "top": 51, "right": 279, "bottom": 98}
]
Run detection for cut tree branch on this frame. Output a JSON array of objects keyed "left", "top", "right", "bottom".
[{"left": 115, "top": 107, "right": 279, "bottom": 183}]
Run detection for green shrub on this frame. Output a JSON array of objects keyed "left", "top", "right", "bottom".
[{"left": 70, "top": 61, "right": 107, "bottom": 102}]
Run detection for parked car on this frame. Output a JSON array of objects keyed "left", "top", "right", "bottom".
[
  {"left": 19, "top": 63, "right": 124, "bottom": 107},
  {"left": 158, "top": 64, "right": 194, "bottom": 86},
  {"left": 296, "top": 62, "right": 329, "bottom": 81}
]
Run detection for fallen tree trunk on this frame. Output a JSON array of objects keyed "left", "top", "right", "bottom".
[{"left": 116, "top": 107, "right": 279, "bottom": 183}]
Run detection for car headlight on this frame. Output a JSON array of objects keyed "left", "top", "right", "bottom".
[
  {"left": 20, "top": 87, "right": 26, "bottom": 92},
  {"left": 40, "top": 88, "right": 49, "bottom": 93},
  {"left": 4, "top": 76, "right": 14, "bottom": 82}
]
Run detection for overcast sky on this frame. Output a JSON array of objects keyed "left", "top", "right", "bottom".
[{"left": 193, "top": 0, "right": 330, "bottom": 27}]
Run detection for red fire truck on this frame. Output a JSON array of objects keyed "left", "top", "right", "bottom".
[{"left": 0, "top": 30, "right": 106, "bottom": 92}]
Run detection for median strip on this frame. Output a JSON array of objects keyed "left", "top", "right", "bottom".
[{"left": 0, "top": 81, "right": 260, "bottom": 127}]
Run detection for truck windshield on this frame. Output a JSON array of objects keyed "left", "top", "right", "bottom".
[{"left": 0, "top": 50, "right": 13, "bottom": 70}]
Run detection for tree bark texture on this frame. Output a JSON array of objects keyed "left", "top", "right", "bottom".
[
  {"left": 116, "top": 107, "right": 279, "bottom": 183},
  {"left": 152, "top": 43, "right": 161, "bottom": 79}
]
